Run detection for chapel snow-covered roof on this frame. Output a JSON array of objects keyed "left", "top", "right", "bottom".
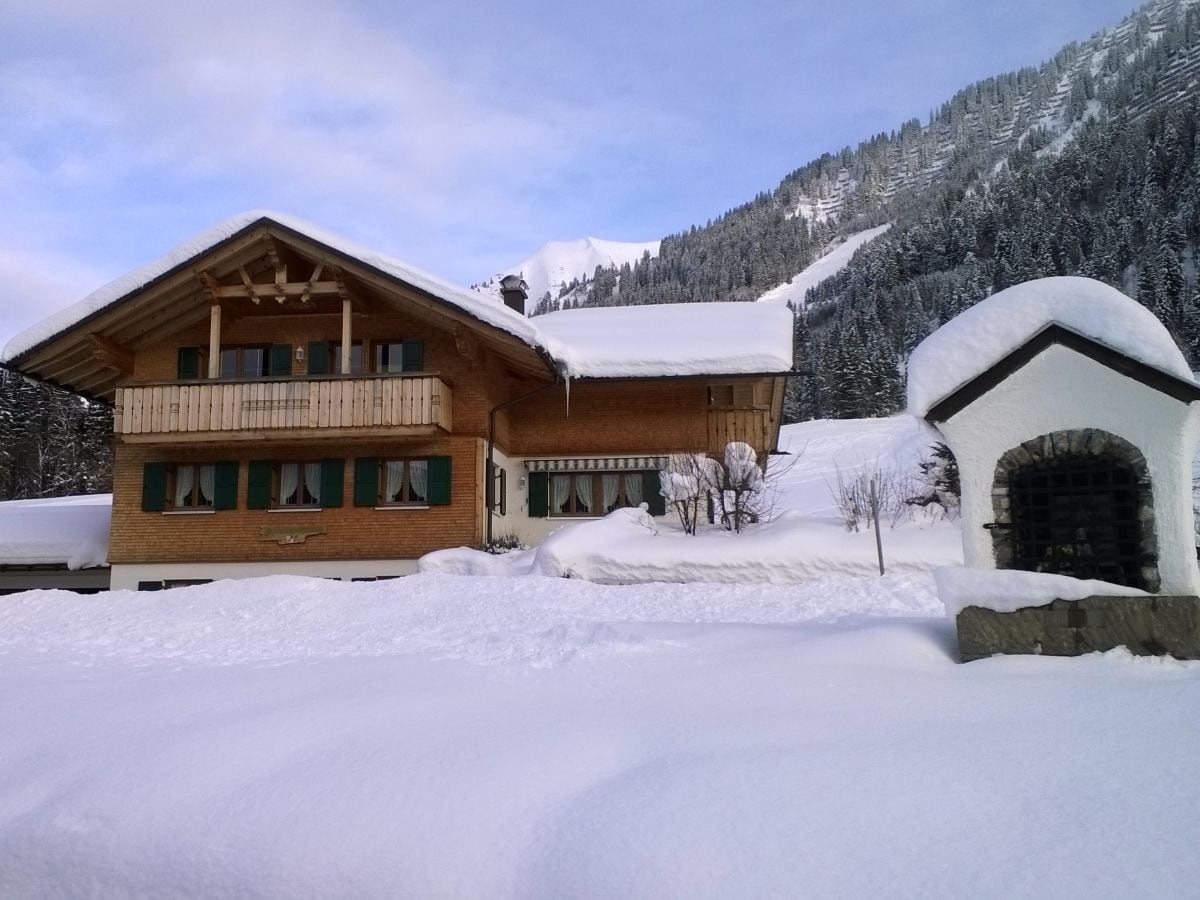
[
  {"left": 2, "top": 212, "right": 793, "bottom": 380},
  {"left": 906, "top": 276, "right": 1197, "bottom": 419},
  {"left": 0, "top": 493, "right": 111, "bottom": 569},
  {"left": 534, "top": 302, "right": 794, "bottom": 378}
]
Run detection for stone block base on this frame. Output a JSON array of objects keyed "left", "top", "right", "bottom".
[{"left": 956, "top": 595, "right": 1200, "bottom": 662}]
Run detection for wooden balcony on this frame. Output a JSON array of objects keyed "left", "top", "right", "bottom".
[{"left": 114, "top": 375, "right": 452, "bottom": 441}]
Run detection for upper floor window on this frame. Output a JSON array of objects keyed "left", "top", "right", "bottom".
[
  {"left": 375, "top": 339, "right": 424, "bottom": 374},
  {"left": 220, "top": 346, "right": 270, "bottom": 380},
  {"left": 305, "top": 341, "right": 364, "bottom": 376}
]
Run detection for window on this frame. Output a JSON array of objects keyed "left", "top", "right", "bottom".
[
  {"left": 353, "top": 455, "right": 451, "bottom": 507},
  {"left": 276, "top": 462, "right": 323, "bottom": 508},
  {"left": 169, "top": 463, "right": 216, "bottom": 509},
  {"left": 246, "top": 459, "right": 344, "bottom": 510},
  {"left": 142, "top": 461, "right": 238, "bottom": 512},
  {"left": 708, "top": 383, "right": 758, "bottom": 408},
  {"left": 374, "top": 339, "right": 424, "bottom": 374},
  {"left": 220, "top": 346, "right": 269, "bottom": 380},
  {"left": 549, "top": 472, "right": 645, "bottom": 517},
  {"left": 489, "top": 463, "right": 507, "bottom": 514},
  {"left": 306, "top": 341, "right": 364, "bottom": 376},
  {"left": 378, "top": 459, "right": 429, "bottom": 506}
]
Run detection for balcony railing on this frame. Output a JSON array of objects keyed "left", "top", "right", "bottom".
[{"left": 114, "top": 375, "right": 452, "bottom": 438}]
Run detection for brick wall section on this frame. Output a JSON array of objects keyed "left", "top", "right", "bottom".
[{"left": 109, "top": 436, "right": 484, "bottom": 564}]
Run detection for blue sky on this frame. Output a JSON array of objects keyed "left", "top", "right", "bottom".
[{"left": 1, "top": 0, "right": 1141, "bottom": 342}]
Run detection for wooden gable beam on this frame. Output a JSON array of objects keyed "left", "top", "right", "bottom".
[{"left": 86, "top": 334, "right": 135, "bottom": 374}]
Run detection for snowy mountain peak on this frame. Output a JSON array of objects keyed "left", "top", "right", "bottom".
[{"left": 475, "top": 236, "right": 660, "bottom": 312}]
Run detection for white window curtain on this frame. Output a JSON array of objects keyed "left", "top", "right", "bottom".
[
  {"left": 198, "top": 465, "right": 215, "bottom": 506},
  {"left": 409, "top": 460, "right": 428, "bottom": 503},
  {"left": 552, "top": 474, "right": 571, "bottom": 513},
  {"left": 575, "top": 474, "right": 593, "bottom": 514},
  {"left": 602, "top": 473, "right": 620, "bottom": 511},
  {"left": 304, "top": 462, "right": 322, "bottom": 504},
  {"left": 279, "top": 463, "right": 300, "bottom": 505},
  {"left": 385, "top": 461, "right": 405, "bottom": 502},
  {"left": 174, "top": 465, "right": 195, "bottom": 507},
  {"left": 624, "top": 473, "right": 643, "bottom": 505}
]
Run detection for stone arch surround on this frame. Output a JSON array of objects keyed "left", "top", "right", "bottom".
[{"left": 990, "top": 428, "right": 1160, "bottom": 592}]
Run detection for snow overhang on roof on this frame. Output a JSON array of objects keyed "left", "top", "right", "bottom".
[
  {"left": 0, "top": 493, "right": 111, "bottom": 569},
  {"left": 907, "top": 276, "right": 1199, "bottom": 420},
  {"left": 533, "top": 302, "right": 795, "bottom": 379}
]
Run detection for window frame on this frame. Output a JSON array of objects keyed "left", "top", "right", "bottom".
[
  {"left": 373, "top": 339, "right": 423, "bottom": 375},
  {"left": 219, "top": 345, "right": 271, "bottom": 380},
  {"left": 272, "top": 460, "right": 323, "bottom": 510},
  {"left": 164, "top": 462, "right": 217, "bottom": 512},
  {"left": 548, "top": 471, "right": 642, "bottom": 519},
  {"left": 376, "top": 458, "right": 431, "bottom": 507}
]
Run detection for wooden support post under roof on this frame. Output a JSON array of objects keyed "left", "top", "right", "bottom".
[
  {"left": 341, "top": 297, "right": 352, "bottom": 374},
  {"left": 208, "top": 304, "right": 221, "bottom": 378}
]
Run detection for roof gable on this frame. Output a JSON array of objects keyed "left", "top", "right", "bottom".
[{"left": 924, "top": 323, "right": 1200, "bottom": 423}]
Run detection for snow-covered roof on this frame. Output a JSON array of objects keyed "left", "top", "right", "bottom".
[
  {"left": 0, "top": 493, "right": 111, "bottom": 569},
  {"left": 907, "top": 276, "right": 1196, "bottom": 418},
  {"left": 534, "top": 302, "right": 794, "bottom": 378},
  {"left": 1, "top": 210, "right": 567, "bottom": 367},
  {"left": 2, "top": 211, "right": 793, "bottom": 380}
]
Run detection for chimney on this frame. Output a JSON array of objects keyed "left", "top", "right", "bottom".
[{"left": 499, "top": 274, "right": 529, "bottom": 315}]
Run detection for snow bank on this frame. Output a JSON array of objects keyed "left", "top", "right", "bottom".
[
  {"left": 524, "top": 506, "right": 960, "bottom": 584},
  {"left": 0, "top": 571, "right": 941, "bottom": 668},
  {"left": 935, "top": 566, "right": 1147, "bottom": 617},
  {"left": 907, "top": 276, "right": 1195, "bottom": 418},
  {"left": 533, "top": 302, "right": 794, "bottom": 377},
  {"left": 1, "top": 211, "right": 570, "bottom": 367},
  {"left": 0, "top": 493, "right": 110, "bottom": 569},
  {"left": 758, "top": 223, "right": 892, "bottom": 306}
]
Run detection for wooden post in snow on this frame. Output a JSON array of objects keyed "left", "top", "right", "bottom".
[{"left": 870, "top": 476, "right": 885, "bottom": 576}]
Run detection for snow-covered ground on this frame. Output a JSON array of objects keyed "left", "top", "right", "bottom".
[
  {"left": 4, "top": 415, "right": 1197, "bottom": 896},
  {"left": 758, "top": 223, "right": 892, "bottom": 307}
]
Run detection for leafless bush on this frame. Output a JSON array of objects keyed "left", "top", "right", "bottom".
[{"left": 830, "top": 465, "right": 920, "bottom": 532}]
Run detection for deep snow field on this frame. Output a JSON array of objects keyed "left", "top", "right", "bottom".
[{"left": 2, "top": 418, "right": 1199, "bottom": 898}]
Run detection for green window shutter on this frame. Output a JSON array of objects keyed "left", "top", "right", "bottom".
[
  {"left": 307, "top": 342, "right": 330, "bottom": 376},
  {"left": 269, "top": 344, "right": 293, "bottom": 377},
  {"left": 427, "top": 455, "right": 451, "bottom": 505},
  {"left": 177, "top": 346, "right": 200, "bottom": 380},
  {"left": 528, "top": 471, "right": 548, "bottom": 518},
  {"left": 354, "top": 457, "right": 379, "bottom": 507},
  {"left": 213, "top": 461, "right": 239, "bottom": 510},
  {"left": 247, "top": 460, "right": 273, "bottom": 509},
  {"left": 321, "top": 458, "right": 344, "bottom": 508},
  {"left": 643, "top": 470, "right": 666, "bottom": 516},
  {"left": 142, "top": 462, "right": 167, "bottom": 511},
  {"left": 402, "top": 339, "right": 424, "bottom": 372}
]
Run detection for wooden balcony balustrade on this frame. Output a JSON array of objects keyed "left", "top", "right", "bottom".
[
  {"left": 114, "top": 375, "right": 452, "bottom": 439},
  {"left": 707, "top": 408, "right": 770, "bottom": 455}
]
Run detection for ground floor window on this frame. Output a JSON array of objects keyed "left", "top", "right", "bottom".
[
  {"left": 277, "top": 462, "right": 324, "bottom": 508},
  {"left": 379, "top": 459, "right": 429, "bottom": 506},
  {"left": 171, "top": 463, "right": 216, "bottom": 509},
  {"left": 550, "top": 471, "right": 645, "bottom": 517},
  {"left": 247, "top": 459, "right": 344, "bottom": 510}
]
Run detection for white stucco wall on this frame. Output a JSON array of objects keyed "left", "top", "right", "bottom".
[
  {"left": 110, "top": 559, "right": 419, "bottom": 590},
  {"left": 936, "top": 343, "right": 1200, "bottom": 595}
]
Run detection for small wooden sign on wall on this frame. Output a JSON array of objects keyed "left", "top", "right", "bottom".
[{"left": 260, "top": 526, "right": 326, "bottom": 545}]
